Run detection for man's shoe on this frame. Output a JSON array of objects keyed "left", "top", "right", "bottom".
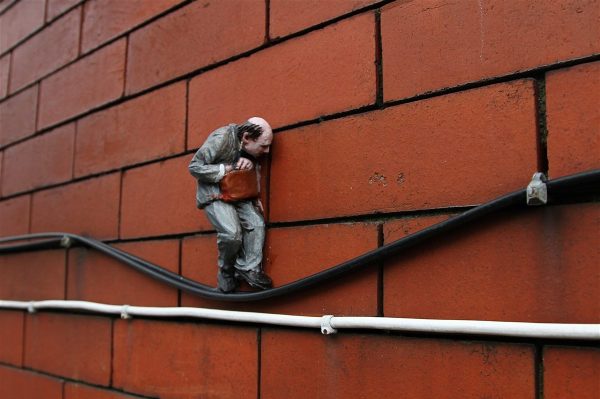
[
  {"left": 217, "top": 271, "right": 238, "bottom": 293},
  {"left": 235, "top": 269, "right": 273, "bottom": 290}
]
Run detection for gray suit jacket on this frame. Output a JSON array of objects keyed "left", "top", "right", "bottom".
[{"left": 189, "top": 124, "right": 241, "bottom": 208}]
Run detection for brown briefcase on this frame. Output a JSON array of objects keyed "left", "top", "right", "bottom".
[{"left": 218, "top": 169, "right": 259, "bottom": 202}]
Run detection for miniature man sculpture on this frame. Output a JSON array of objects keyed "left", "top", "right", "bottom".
[{"left": 189, "top": 117, "right": 273, "bottom": 293}]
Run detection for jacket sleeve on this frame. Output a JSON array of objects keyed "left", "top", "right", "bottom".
[{"left": 188, "top": 131, "right": 228, "bottom": 183}]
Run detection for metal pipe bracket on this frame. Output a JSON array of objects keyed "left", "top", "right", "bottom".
[
  {"left": 321, "top": 315, "right": 338, "bottom": 335},
  {"left": 526, "top": 172, "right": 548, "bottom": 205}
]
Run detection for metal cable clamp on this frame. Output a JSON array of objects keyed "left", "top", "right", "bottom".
[
  {"left": 120, "top": 305, "right": 132, "bottom": 319},
  {"left": 60, "top": 236, "right": 73, "bottom": 248},
  {"left": 526, "top": 172, "right": 548, "bottom": 205},
  {"left": 321, "top": 315, "right": 338, "bottom": 335}
]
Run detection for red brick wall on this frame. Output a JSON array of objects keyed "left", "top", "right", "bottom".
[{"left": 0, "top": 0, "right": 598, "bottom": 398}]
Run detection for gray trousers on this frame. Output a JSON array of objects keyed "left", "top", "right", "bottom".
[{"left": 203, "top": 200, "right": 265, "bottom": 274}]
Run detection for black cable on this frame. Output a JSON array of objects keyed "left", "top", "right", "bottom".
[{"left": 0, "top": 169, "right": 598, "bottom": 302}]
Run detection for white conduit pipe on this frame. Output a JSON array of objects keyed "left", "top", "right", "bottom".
[{"left": 1, "top": 300, "right": 599, "bottom": 340}]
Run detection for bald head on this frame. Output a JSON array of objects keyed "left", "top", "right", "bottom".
[
  {"left": 240, "top": 116, "right": 272, "bottom": 158},
  {"left": 247, "top": 117, "right": 272, "bottom": 136}
]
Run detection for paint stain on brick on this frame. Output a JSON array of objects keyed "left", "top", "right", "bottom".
[{"left": 368, "top": 172, "right": 387, "bottom": 187}]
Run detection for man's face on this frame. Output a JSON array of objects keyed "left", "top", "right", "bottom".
[{"left": 242, "top": 131, "right": 272, "bottom": 158}]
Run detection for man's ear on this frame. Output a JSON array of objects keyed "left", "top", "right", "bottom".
[{"left": 241, "top": 132, "right": 250, "bottom": 143}]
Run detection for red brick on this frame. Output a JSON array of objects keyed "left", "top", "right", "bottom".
[
  {"left": 384, "top": 203, "right": 600, "bottom": 323},
  {"left": 31, "top": 173, "right": 120, "bottom": 239},
  {"left": 10, "top": 7, "right": 81, "bottom": 93},
  {"left": 65, "top": 383, "right": 143, "bottom": 399},
  {"left": 0, "top": 365, "right": 63, "bottom": 399},
  {"left": 0, "top": 85, "right": 38, "bottom": 147},
  {"left": 25, "top": 312, "right": 112, "bottom": 385},
  {"left": 2, "top": 123, "right": 75, "bottom": 196},
  {"left": 75, "top": 82, "right": 186, "bottom": 177},
  {"left": 67, "top": 239, "right": 179, "bottom": 306},
  {"left": 383, "top": 214, "right": 452, "bottom": 243},
  {"left": 38, "top": 39, "right": 126, "bottom": 129},
  {"left": 0, "top": 250, "right": 65, "bottom": 300},
  {"left": 546, "top": 62, "right": 600, "bottom": 178},
  {"left": 0, "top": 195, "right": 30, "bottom": 237},
  {"left": 262, "top": 330, "right": 534, "bottom": 398},
  {"left": 0, "top": 0, "right": 17, "bottom": 14},
  {"left": 46, "top": 0, "right": 83, "bottom": 21},
  {"left": 270, "top": 0, "right": 378, "bottom": 38},
  {"left": 0, "top": 311, "right": 23, "bottom": 366},
  {"left": 120, "top": 156, "right": 210, "bottom": 239},
  {"left": 270, "top": 80, "right": 537, "bottom": 222},
  {"left": 82, "top": 0, "right": 182, "bottom": 54},
  {"left": 0, "top": 0, "right": 45, "bottom": 53},
  {"left": 544, "top": 346, "right": 600, "bottom": 399},
  {"left": 180, "top": 233, "right": 216, "bottom": 282},
  {"left": 188, "top": 13, "right": 375, "bottom": 148},
  {"left": 0, "top": 54, "right": 9, "bottom": 99},
  {"left": 126, "top": 0, "right": 265, "bottom": 94},
  {"left": 113, "top": 319, "right": 258, "bottom": 399},
  {"left": 182, "top": 223, "right": 379, "bottom": 316},
  {"left": 382, "top": 0, "right": 600, "bottom": 101}
]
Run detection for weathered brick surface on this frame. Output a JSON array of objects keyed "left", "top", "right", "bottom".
[
  {"left": 24, "top": 313, "right": 112, "bottom": 385},
  {"left": 10, "top": 7, "right": 80, "bottom": 93},
  {"left": 67, "top": 239, "right": 180, "bottom": 306},
  {"left": 0, "top": 195, "right": 30, "bottom": 237},
  {"left": 65, "top": 383, "right": 145, "bottom": 399},
  {"left": 120, "top": 156, "right": 211, "bottom": 239},
  {"left": 0, "top": 0, "right": 45, "bottom": 53},
  {"left": 0, "top": 0, "right": 17, "bottom": 14},
  {"left": 182, "top": 223, "right": 379, "bottom": 315},
  {"left": 383, "top": 214, "right": 452, "bottom": 244},
  {"left": 381, "top": 0, "right": 600, "bottom": 101},
  {"left": 113, "top": 319, "right": 258, "bottom": 399},
  {"left": 0, "top": 53, "right": 9, "bottom": 98},
  {"left": 258, "top": 223, "right": 379, "bottom": 315},
  {"left": 544, "top": 346, "right": 600, "bottom": 399},
  {"left": 0, "top": 2, "right": 598, "bottom": 398},
  {"left": 187, "top": 12, "right": 375, "bottom": 147},
  {"left": 31, "top": 173, "right": 121, "bottom": 240},
  {"left": 38, "top": 39, "right": 126, "bottom": 129},
  {"left": 82, "top": 0, "right": 182, "bottom": 54},
  {"left": 2, "top": 123, "right": 75, "bottom": 196},
  {"left": 46, "top": 0, "right": 83, "bottom": 22},
  {"left": 270, "top": 0, "right": 379, "bottom": 38},
  {"left": 384, "top": 204, "right": 600, "bottom": 322},
  {"left": 0, "top": 250, "right": 65, "bottom": 300},
  {"left": 261, "top": 330, "right": 534, "bottom": 398},
  {"left": 75, "top": 82, "right": 186, "bottom": 177},
  {"left": 546, "top": 62, "right": 600, "bottom": 178},
  {"left": 0, "top": 85, "right": 38, "bottom": 147},
  {"left": 270, "top": 80, "right": 537, "bottom": 222},
  {"left": 0, "top": 310, "right": 23, "bottom": 366},
  {"left": 0, "top": 365, "right": 63, "bottom": 399},
  {"left": 126, "top": 0, "right": 265, "bottom": 94}
]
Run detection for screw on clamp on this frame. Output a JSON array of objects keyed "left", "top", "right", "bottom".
[
  {"left": 120, "top": 305, "right": 132, "bottom": 319},
  {"left": 60, "top": 236, "right": 73, "bottom": 248},
  {"left": 526, "top": 172, "right": 548, "bottom": 206},
  {"left": 321, "top": 315, "right": 338, "bottom": 335}
]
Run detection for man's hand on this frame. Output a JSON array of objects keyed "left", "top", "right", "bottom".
[
  {"left": 224, "top": 157, "right": 254, "bottom": 174},
  {"left": 235, "top": 157, "right": 254, "bottom": 170}
]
